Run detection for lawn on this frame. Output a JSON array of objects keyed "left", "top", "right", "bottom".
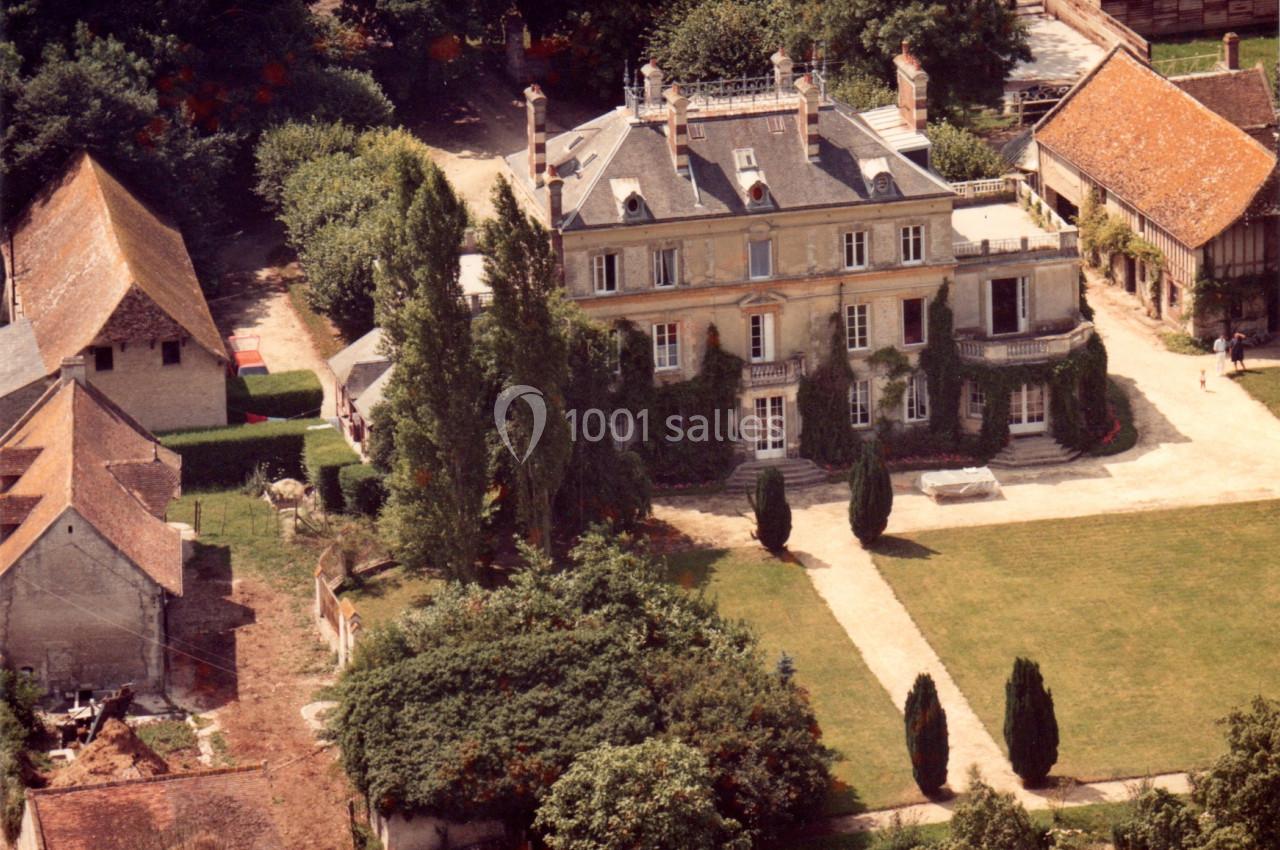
[
  {"left": 873, "top": 501, "right": 1280, "bottom": 782},
  {"left": 342, "top": 565, "right": 441, "bottom": 629},
  {"left": 287, "top": 282, "right": 346, "bottom": 360},
  {"left": 665, "top": 548, "right": 922, "bottom": 814},
  {"left": 1230, "top": 367, "right": 1280, "bottom": 419},
  {"left": 1151, "top": 30, "right": 1277, "bottom": 89}
]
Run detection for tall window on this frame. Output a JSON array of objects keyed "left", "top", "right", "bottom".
[
  {"left": 606, "top": 328, "right": 622, "bottom": 375},
  {"left": 967, "top": 383, "right": 985, "bottom": 419},
  {"left": 93, "top": 346, "right": 114, "bottom": 372},
  {"left": 653, "top": 247, "right": 678, "bottom": 287},
  {"left": 849, "top": 379, "right": 871, "bottom": 428},
  {"left": 905, "top": 374, "right": 929, "bottom": 422},
  {"left": 161, "top": 340, "right": 181, "bottom": 366},
  {"left": 900, "top": 225, "right": 923, "bottom": 264},
  {"left": 653, "top": 322, "right": 680, "bottom": 371},
  {"left": 843, "top": 230, "right": 867, "bottom": 269},
  {"left": 593, "top": 253, "right": 619, "bottom": 293},
  {"left": 902, "top": 297, "right": 926, "bottom": 346},
  {"left": 749, "top": 313, "right": 775, "bottom": 363},
  {"left": 845, "top": 304, "right": 869, "bottom": 351},
  {"left": 748, "top": 238, "right": 772, "bottom": 279}
]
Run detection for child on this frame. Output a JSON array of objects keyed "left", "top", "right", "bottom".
[{"left": 1200, "top": 369, "right": 1206, "bottom": 390}]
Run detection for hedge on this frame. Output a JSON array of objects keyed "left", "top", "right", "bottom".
[
  {"left": 226, "top": 370, "right": 324, "bottom": 422},
  {"left": 160, "top": 419, "right": 320, "bottom": 488},
  {"left": 304, "top": 427, "right": 360, "bottom": 511},
  {"left": 339, "top": 464, "right": 386, "bottom": 516}
]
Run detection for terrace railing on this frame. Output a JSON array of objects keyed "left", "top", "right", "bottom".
[
  {"left": 624, "top": 67, "right": 830, "bottom": 119},
  {"left": 957, "top": 322, "right": 1095, "bottom": 364}
]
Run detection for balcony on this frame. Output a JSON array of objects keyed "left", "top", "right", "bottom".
[
  {"left": 951, "top": 177, "right": 1079, "bottom": 262},
  {"left": 956, "top": 321, "right": 1095, "bottom": 365},
  {"left": 742, "top": 355, "right": 805, "bottom": 388}
]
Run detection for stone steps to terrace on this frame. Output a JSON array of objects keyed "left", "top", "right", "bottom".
[
  {"left": 724, "top": 458, "right": 828, "bottom": 491},
  {"left": 988, "top": 434, "right": 1080, "bottom": 468}
]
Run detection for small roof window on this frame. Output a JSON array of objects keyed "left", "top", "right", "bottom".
[{"left": 733, "top": 148, "right": 758, "bottom": 171}]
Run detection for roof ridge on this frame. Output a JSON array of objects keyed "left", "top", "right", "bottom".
[
  {"left": 27, "top": 762, "right": 268, "bottom": 799},
  {"left": 78, "top": 156, "right": 135, "bottom": 330}
]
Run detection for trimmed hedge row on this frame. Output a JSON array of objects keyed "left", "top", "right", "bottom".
[
  {"left": 304, "top": 427, "right": 360, "bottom": 511},
  {"left": 339, "top": 464, "right": 386, "bottom": 516},
  {"left": 161, "top": 419, "right": 318, "bottom": 487},
  {"left": 226, "top": 370, "right": 324, "bottom": 422}
]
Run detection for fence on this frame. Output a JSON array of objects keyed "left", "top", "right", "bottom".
[
  {"left": 623, "top": 67, "right": 831, "bottom": 119},
  {"left": 1042, "top": 0, "right": 1150, "bottom": 59},
  {"left": 314, "top": 544, "right": 361, "bottom": 669},
  {"left": 1151, "top": 52, "right": 1221, "bottom": 77}
]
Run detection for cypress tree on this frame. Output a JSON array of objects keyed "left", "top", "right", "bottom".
[
  {"left": 797, "top": 312, "right": 857, "bottom": 466},
  {"left": 920, "top": 281, "right": 962, "bottom": 443},
  {"left": 904, "top": 673, "right": 949, "bottom": 795},
  {"left": 848, "top": 439, "right": 893, "bottom": 546},
  {"left": 748, "top": 467, "right": 792, "bottom": 552},
  {"left": 1003, "top": 657, "right": 1059, "bottom": 786}
]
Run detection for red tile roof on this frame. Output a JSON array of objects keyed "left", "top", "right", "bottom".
[
  {"left": 1036, "top": 47, "right": 1277, "bottom": 248},
  {"left": 0, "top": 377, "right": 183, "bottom": 594},
  {"left": 2, "top": 152, "right": 226, "bottom": 375},
  {"left": 1172, "top": 66, "right": 1277, "bottom": 132},
  {"left": 25, "top": 765, "right": 282, "bottom": 850},
  {"left": 0, "top": 448, "right": 41, "bottom": 477}
]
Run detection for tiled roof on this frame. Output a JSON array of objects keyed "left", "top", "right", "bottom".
[
  {"left": 0, "top": 319, "right": 48, "bottom": 399},
  {"left": 0, "top": 377, "right": 183, "bottom": 594},
  {"left": 3, "top": 152, "right": 226, "bottom": 375},
  {"left": 1171, "top": 66, "right": 1277, "bottom": 132},
  {"left": 0, "top": 447, "right": 41, "bottom": 477},
  {"left": 1035, "top": 47, "right": 1277, "bottom": 248},
  {"left": 25, "top": 765, "right": 281, "bottom": 850},
  {"left": 507, "top": 101, "right": 952, "bottom": 232}
]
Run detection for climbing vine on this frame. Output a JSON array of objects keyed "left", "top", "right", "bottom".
[
  {"left": 1188, "top": 259, "right": 1274, "bottom": 333},
  {"left": 920, "top": 281, "right": 962, "bottom": 443},
  {"left": 797, "top": 313, "right": 858, "bottom": 466},
  {"left": 868, "top": 346, "right": 912, "bottom": 422},
  {"left": 1077, "top": 190, "right": 1165, "bottom": 289}
]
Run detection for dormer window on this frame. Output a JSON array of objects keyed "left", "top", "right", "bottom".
[
  {"left": 611, "top": 179, "right": 646, "bottom": 223},
  {"left": 746, "top": 181, "right": 770, "bottom": 207},
  {"left": 733, "top": 148, "right": 758, "bottom": 170}
]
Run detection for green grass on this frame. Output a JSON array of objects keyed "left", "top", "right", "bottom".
[
  {"left": 287, "top": 282, "right": 346, "bottom": 360},
  {"left": 664, "top": 548, "right": 921, "bottom": 814},
  {"left": 1090, "top": 378, "right": 1138, "bottom": 456},
  {"left": 1159, "top": 331, "right": 1211, "bottom": 355},
  {"left": 873, "top": 501, "right": 1280, "bottom": 782},
  {"left": 1151, "top": 30, "right": 1278, "bottom": 93},
  {"left": 1230, "top": 367, "right": 1280, "bottom": 418},
  {"left": 226, "top": 369, "right": 323, "bottom": 421},
  {"left": 342, "top": 565, "right": 441, "bottom": 629},
  {"left": 135, "top": 720, "right": 197, "bottom": 756}
]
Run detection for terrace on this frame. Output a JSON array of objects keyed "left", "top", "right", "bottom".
[{"left": 950, "top": 177, "right": 1079, "bottom": 261}]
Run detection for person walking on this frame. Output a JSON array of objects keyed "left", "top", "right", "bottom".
[
  {"left": 1213, "top": 332, "right": 1229, "bottom": 376},
  {"left": 1231, "top": 332, "right": 1247, "bottom": 373}
]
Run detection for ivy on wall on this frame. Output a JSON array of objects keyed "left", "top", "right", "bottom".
[
  {"left": 868, "top": 346, "right": 912, "bottom": 421},
  {"left": 920, "top": 281, "right": 962, "bottom": 443},
  {"left": 1077, "top": 190, "right": 1165, "bottom": 289},
  {"left": 798, "top": 313, "right": 858, "bottom": 466}
]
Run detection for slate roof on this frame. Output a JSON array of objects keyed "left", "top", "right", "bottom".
[
  {"left": 354, "top": 366, "right": 392, "bottom": 420},
  {"left": 2, "top": 152, "right": 226, "bottom": 375},
  {"left": 24, "top": 765, "right": 281, "bottom": 850},
  {"left": 327, "top": 327, "right": 387, "bottom": 387},
  {"left": 506, "top": 101, "right": 952, "bottom": 232},
  {"left": 1171, "top": 66, "right": 1277, "bottom": 134},
  {"left": 0, "top": 319, "right": 48, "bottom": 399},
  {"left": 1035, "top": 47, "right": 1277, "bottom": 248},
  {"left": 0, "top": 377, "right": 183, "bottom": 595}
]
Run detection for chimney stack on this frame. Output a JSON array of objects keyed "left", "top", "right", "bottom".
[
  {"left": 641, "top": 59, "right": 664, "bottom": 107},
  {"left": 525, "top": 84, "right": 548, "bottom": 186},
  {"left": 771, "top": 47, "right": 794, "bottom": 93},
  {"left": 60, "top": 356, "right": 86, "bottom": 387},
  {"left": 893, "top": 41, "right": 928, "bottom": 132},
  {"left": 1223, "top": 32, "right": 1240, "bottom": 70},
  {"left": 796, "top": 74, "right": 820, "bottom": 162},
  {"left": 665, "top": 86, "right": 689, "bottom": 175}
]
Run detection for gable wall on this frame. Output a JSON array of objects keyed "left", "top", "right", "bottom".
[{"left": 86, "top": 339, "right": 226, "bottom": 432}]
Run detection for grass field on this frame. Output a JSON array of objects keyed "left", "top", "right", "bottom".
[
  {"left": 873, "top": 501, "right": 1280, "bottom": 782},
  {"left": 665, "top": 548, "right": 921, "bottom": 814},
  {"left": 342, "top": 565, "right": 441, "bottom": 629},
  {"left": 1151, "top": 31, "right": 1277, "bottom": 91},
  {"left": 1230, "top": 367, "right": 1280, "bottom": 419}
]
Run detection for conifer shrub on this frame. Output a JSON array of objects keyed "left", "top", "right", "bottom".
[
  {"left": 1003, "top": 657, "right": 1059, "bottom": 786},
  {"left": 848, "top": 439, "right": 892, "bottom": 546},
  {"left": 748, "top": 468, "right": 791, "bottom": 552},
  {"left": 904, "top": 673, "right": 949, "bottom": 795}
]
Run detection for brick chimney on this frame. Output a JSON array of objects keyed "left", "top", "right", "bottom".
[
  {"left": 893, "top": 40, "right": 928, "bottom": 132},
  {"left": 665, "top": 85, "right": 689, "bottom": 175},
  {"left": 641, "top": 59, "right": 664, "bottom": 107},
  {"left": 1223, "top": 32, "right": 1240, "bottom": 70},
  {"left": 60, "top": 356, "right": 86, "bottom": 386},
  {"left": 546, "top": 164, "right": 564, "bottom": 269},
  {"left": 771, "top": 47, "right": 794, "bottom": 93},
  {"left": 525, "top": 84, "right": 548, "bottom": 186},
  {"left": 796, "top": 74, "right": 820, "bottom": 162}
]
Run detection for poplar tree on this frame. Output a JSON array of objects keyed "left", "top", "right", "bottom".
[
  {"left": 480, "top": 176, "right": 572, "bottom": 553},
  {"left": 904, "top": 673, "right": 949, "bottom": 795},
  {"left": 849, "top": 439, "right": 893, "bottom": 546},
  {"left": 375, "top": 153, "right": 490, "bottom": 582},
  {"left": 1004, "top": 657, "right": 1059, "bottom": 787}
]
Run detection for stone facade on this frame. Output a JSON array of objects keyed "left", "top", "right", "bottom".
[
  {"left": 84, "top": 338, "right": 226, "bottom": 433},
  {"left": 0, "top": 507, "right": 168, "bottom": 696}
]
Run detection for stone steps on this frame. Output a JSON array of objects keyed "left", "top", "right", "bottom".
[
  {"left": 988, "top": 434, "right": 1080, "bottom": 468},
  {"left": 724, "top": 458, "right": 828, "bottom": 491}
]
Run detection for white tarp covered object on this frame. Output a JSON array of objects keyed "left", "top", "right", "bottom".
[{"left": 917, "top": 467, "right": 1000, "bottom": 500}]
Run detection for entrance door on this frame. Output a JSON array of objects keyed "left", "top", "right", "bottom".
[
  {"left": 754, "top": 396, "right": 786, "bottom": 459},
  {"left": 990, "top": 277, "right": 1026, "bottom": 335},
  {"left": 1008, "top": 384, "right": 1047, "bottom": 435},
  {"left": 1124, "top": 256, "right": 1137, "bottom": 294}
]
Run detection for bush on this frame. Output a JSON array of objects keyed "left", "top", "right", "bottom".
[
  {"left": 254, "top": 121, "right": 359, "bottom": 211},
  {"left": 926, "top": 121, "right": 1005, "bottom": 182},
  {"left": 1003, "top": 657, "right": 1059, "bottom": 787},
  {"left": 339, "top": 464, "right": 387, "bottom": 516},
  {"left": 948, "top": 769, "right": 1039, "bottom": 850},
  {"left": 136, "top": 720, "right": 197, "bottom": 756},
  {"left": 829, "top": 70, "right": 896, "bottom": 110},
  {"left": 0, "top": 704, "right": 24, "bottom": 843},
  {"left": 1112, "top": 785, "right": 1201, "bottom": 850},
  {"left": 161, "top": 420, "right": 319, "bottom": 487},
  {"left": 748, "top": 468, "right": 791, "bottom": 552},
  {"left": 304, "top": 426, "right": 360, "bottom": 511},
  {"left": 849, "top": 439, "right": 892, "bottom": 546},
  {"left": 904, "top": 673, "right": 948, "bottom": 796},
  {"left": 1090, "top": 379, "right": 1137, "bottom": 457},
  {"left": 226, "top": 370, "right": 324, "bottom": 422}
]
